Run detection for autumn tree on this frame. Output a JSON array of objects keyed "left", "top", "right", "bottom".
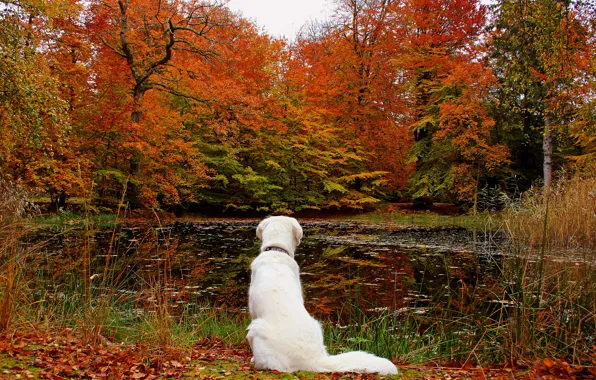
[
  {"left": 435, "top": 61, "right": 509, "bottom": 208},
  {"left": 90, "top": 0, "right": 228, "bottom": 122},
  {"left": 286, "top": 0, "right": 413, "bottom": 196},
  {"left": 0, "top": 0, "right": 84, "bottom": 209},
  {"left": 85, "top": 0, "right": 231, "bottom": 207},
  {"left": 258, "top": 43, "right": 388, "bottom": 211},
  {"left": 395, "top": 0, "right": 508, "bottom": 203},
  {"left": 490, "top": 0, "right": 594, "bottom": 188}
]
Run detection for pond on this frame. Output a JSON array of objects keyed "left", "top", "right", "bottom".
[{"left": 35, "top": 218, "right": 505, "bottom": 320}]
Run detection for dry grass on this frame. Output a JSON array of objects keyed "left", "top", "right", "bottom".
[
  {"left": 499, "top": 252, "right": 596, "bottom": 365},
  {"left": 0, "top": 181, "right": 31, "bottom": 223},
  {"left": 0, "top": 181, "right": 38, "bottom": 332},
  {"left": 500, "top": 171, "right": 596, "bottom": 365},
  {"left": 504, "top": 171, "right": 596, "bottom": 250}
]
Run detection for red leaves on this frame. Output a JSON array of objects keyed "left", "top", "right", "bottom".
[
  {"left": 1, "top": 330, "right": 194, "bottom": 379},
  {"left": 532, "top": 357, "right": 596, "bottom": 379}
]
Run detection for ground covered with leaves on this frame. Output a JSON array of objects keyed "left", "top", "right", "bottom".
[{"left": 1, "top": 330, "right": 594, "bottom": 379}]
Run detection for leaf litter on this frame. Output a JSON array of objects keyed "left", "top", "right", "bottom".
[{"left": 0, "top": 329, "right": 594, "bottom": 379}]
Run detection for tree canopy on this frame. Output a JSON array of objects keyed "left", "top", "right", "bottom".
[{"left": 1, "top": 0, "right": 594, "bottom": 212}]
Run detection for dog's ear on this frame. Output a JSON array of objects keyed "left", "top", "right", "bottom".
[
  {"left": 256, "top": 218, "right": 270, "bottom": 241},
  {"left": 290, "top": 218, "right": 303, "bottom": 246}
]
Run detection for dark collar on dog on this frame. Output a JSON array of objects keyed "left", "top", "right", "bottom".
[{"left": 263, "top": 246, "right": 290, "bottom": 255}]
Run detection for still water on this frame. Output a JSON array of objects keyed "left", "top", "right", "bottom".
[{"left": 38, "top": 219, "right": 504, "bottom": 318}]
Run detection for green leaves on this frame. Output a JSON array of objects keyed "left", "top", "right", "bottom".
[
  {"left": 323, "top": 180, "right": 349, "bottom": 194},
  {"left": 490, "top": 0, "right": 594, "bottom": 188}
]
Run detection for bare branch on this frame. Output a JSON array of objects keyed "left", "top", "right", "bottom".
[{"left": 99, "top": 34, "right": 127, "bottom": 58}]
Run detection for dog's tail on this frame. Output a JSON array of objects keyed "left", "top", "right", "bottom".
[{"left": 314, "top": 351, "right": 398, "bottom": 375}]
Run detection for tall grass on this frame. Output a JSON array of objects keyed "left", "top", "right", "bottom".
[
  {"left": 500, "top": 251, "right": 595, "bottom": 365},
  {"left": 124, "top": 304, "right": 248, "bottom": 348},
  {"left": 0, "top": 179, "right": 248, "bottom": 350},
  {"left": 0, "top": 181, "right": 37, "bottom": 331},
  {"left": 500, "top": 172, "right": 596, "bottom": 365},
  {"left": 504, "top": 171, "right": 596, "bottom": 250},
  {"left": 1, "top": 226, "right": 248, "bottom": 349},
  {"left": 323, "top": 260, "right": 594, "bottom": 366},
  {"left": 324, "top": 305, "right": 509, "bottom": 365}
]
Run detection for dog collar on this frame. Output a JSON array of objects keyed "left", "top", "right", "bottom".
[{"left": 263, "top": 246, "right": 290, "bottom": 255}]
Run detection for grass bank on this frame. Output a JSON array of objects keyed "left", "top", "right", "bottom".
[
  {"left": 347, "top": 204, "right": 500, "bottom": 230},
  {"left": 31, "top": 210, "right": 119, "bottom": 230}
]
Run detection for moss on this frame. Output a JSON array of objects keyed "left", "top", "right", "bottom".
[{"left": 0, "top": 352, "right": 42, "bottom": 379}]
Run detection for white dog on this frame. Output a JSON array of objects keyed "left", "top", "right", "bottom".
[{"left": 246, "top": 216, "right": 398, "bottom": 375}]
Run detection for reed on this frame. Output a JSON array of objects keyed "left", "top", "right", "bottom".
[
  {"left": 500, "top": 172, "right": 596, "bottom": 364},
  {"left": 323, "top": 258, "right": 595, "bottom": 366},
  {"left": 0, "top": 181, "right": 38, "bottom": 332},
  {"left": 504, "top": 172, "right": 596, "bottom": 250}
]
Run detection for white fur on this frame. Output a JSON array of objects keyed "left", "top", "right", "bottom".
[{"left": 247, "top": 216, "right": 398, "bottom": 375}]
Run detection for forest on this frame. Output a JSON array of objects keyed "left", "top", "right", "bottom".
[{"left": 1, "top": 0, "right": 595, "bottom": 214}]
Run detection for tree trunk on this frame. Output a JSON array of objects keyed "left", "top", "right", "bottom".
[
  {"left": 542, "top": 117, "right": 553, "bottom": 188},
  {"left": 58, "top": 192, "right": 67, "bottom": 209},
  {"left": 131, "top": 90, "right": 145, "bottom": 123},
  {"left": 127, "top": 89, "right": 145, "bottom": 208}
]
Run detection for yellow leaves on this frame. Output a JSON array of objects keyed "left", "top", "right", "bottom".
[
  {"left": 264, "top": 160, "right": 284, "bottom": 172},
  {"left": 543, "top": 357, "right": 556, "bottom": 368},
  {"left": 321, "top": 246, "right": 346, "bottom": 259},
  {"left": 18, "top": 0, "right": 82, "bottom": 19},
  {"left": 337, "top": 257, "right": 385, "bottom": 267},
  {"left": 338, "top": 171, "right": 387, "bottom": 184},
  {"left": 323, "top": 180, "right": 349, "bottom": 194}
]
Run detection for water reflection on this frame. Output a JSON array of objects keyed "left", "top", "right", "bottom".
[{"left": 35, "top": 219, "right": 504, "bottom": 319}]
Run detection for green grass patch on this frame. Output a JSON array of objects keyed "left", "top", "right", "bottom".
[
  {"left": 0, "top": 352, "right": 41, "bottom": 379},
  {"left": 30, "top": 211, "right": 118, "bottom": 229},
  {"left": 113, "top": 305, "right": 249, "bottom": 348},
  {"left": 346, "top": 209, "right": 501, "bottom": 230}
]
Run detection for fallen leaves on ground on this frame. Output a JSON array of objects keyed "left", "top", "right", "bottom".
[
  {"left": 0, "top": 330, "right": 196, "bottom": 379},
  {"left": 1, "top": 330, "right": 594, "bottom": 379},
  {"left": 531, "top": 356, "right": 596, "bottom": 379},
  {"left": 0, "top": 331, "right": 259, "bottom": 379}
]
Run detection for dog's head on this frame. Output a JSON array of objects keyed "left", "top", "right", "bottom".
[{"left": 256, "top": 216, "right": 303, "bottom": 258}]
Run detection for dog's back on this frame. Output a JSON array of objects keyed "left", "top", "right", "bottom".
[{"left": 248, "top": 251, "right": 303, "bottom": 318}]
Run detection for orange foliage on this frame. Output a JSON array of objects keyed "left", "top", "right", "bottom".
[
  {"left": 1, "top": 0, "right": 592, "bottom": 209},
  {"left": 285, "top": 0, "right": 415, "bottom": 193}
]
